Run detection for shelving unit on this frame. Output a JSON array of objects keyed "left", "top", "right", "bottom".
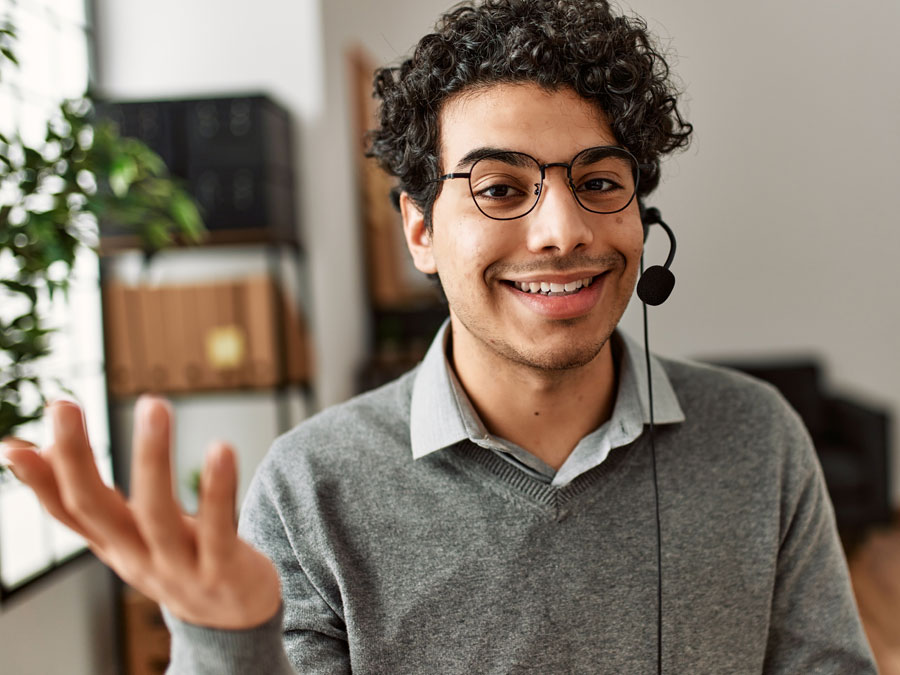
[
  {"left": 94, "top": 93, "right": 315, "bottom": 497},
  {"left": 99, "top": 239, "right": 315, "bottom": 423},
  {"left": 93, "top": 93, "right": 315, "bottom": 674},
  {"left": 347, "top": 47, "right": 448, "bottom": 394}
]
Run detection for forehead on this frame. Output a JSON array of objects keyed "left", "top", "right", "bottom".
[{"left": 438, "top": 83, "right": 618, "bottom": 169}]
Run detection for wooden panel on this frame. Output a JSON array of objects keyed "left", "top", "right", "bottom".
[
  {"left": 850, "top": 520, "right": 900, "bottom": 674},
  {"left": 102, "top": 282, "right": 137, "bottom": 396},
  {"left": 102, "top": 277, "right": 312, "bottom": 396},
  {"left": 123, "top": 586, "right": 170, "bottom": 675}
]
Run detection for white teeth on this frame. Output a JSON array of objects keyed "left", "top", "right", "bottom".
[{"left": 512, "top": 276, "right": 595, "bottom": 294}]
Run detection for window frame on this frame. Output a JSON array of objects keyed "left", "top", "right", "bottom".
[{"left": 0, "top": 0, "right": 111, "bottom": 603}]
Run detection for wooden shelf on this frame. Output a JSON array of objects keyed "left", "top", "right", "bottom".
[{"left": 99, "top": 227, "right": 302, "bottom": 256}]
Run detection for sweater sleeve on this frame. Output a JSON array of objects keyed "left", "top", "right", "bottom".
[
  {"left": 163, "top": 604, "right": 295, "bottom": 675},
  {"left": 762, "top": 408, "right": 877, "bottom": 673},
  {"left": 163, "top": 451, "right": 352, "bottom": 674},
  {"left": 238, "top": 453, "right": 352, "bottom": 674}
]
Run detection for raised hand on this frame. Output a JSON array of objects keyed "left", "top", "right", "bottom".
[{"left": 0, "top": 397, "right": 281, "bottom": 630}]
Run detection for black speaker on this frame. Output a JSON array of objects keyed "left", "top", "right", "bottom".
[
  {"left": 94, "top": 94, "right": 297, "bottom": 244},
  {"left": 93, "top": 100, "right": 184, "bottom": 175},
  {"left": 188, "top": 165, "right": 296, "bottom": 237},
  {"left": 183, "top": 96, "right": 293, "bottom": 174}
]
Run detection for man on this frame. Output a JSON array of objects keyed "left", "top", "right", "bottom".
[{"left": 1, "top": 1, "right": 876, "bottom": 672}]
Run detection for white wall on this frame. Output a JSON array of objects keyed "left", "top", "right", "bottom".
[
  {"left": 616, "top": 0, "right": 900, "bottom": 503},
  {"left": 0, "top": 557, "right": 118, "bottom": 675}
]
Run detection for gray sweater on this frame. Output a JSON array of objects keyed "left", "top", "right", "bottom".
[{"left": 166, "top": 355, "right": 875, "bottom": 673}]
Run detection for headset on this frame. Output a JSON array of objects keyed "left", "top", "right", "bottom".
[{"left": 638, "top": 200, "right": 677, "bottom": 675}]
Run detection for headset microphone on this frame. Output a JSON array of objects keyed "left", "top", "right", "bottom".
[
  {"left": 637, "top": 206, "right": 677, "bottom": 306},
  {"left": 636, "top": 203, "right": 677, "bottom": 675}
]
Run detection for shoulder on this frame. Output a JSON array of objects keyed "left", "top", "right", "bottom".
[
  {"left": 660, "top": 355, "right": 801, "bottom": 427},
  {"left": 656, "top": 354, "right": 817, "bottom": 476},
  {"left": 651, "top": 356, "right": 829, "bottom": 545},
  {"left": 281, "top": 369, "right": 415, "bottom": 448},
  {"left": 254, "top": 369, "right": 418, "bottom": 489}
]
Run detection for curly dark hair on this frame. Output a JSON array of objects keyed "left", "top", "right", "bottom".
[{"left": 368, "top": 0, "right": 693, "bottom": 231}]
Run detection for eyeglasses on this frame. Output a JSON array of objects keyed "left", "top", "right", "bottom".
[{"left": 432, "top": 146, "right": 645, "bottom": 221}]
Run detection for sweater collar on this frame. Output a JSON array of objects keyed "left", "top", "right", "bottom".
[{"left": 410, "top": 319, "right": 684, "bottom": 460}]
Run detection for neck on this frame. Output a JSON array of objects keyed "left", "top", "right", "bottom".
[{"left": 450, "top": 323, "right": 618, "bottom": 471}]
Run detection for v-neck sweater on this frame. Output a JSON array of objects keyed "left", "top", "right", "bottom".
[
  {"left": 165, "top": 354, "right": 875, "bottom": 674},
  {"left": 410, "top": 322, "right": 684, "bottom": 487}
]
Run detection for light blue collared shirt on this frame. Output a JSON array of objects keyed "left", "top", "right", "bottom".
[{"left": 409, "top": 320, "right": 684, "bottom": 486}]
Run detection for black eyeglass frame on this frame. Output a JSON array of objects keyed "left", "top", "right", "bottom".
[{"left": 431, "top": 145, "right": 651, "bottom": 221}]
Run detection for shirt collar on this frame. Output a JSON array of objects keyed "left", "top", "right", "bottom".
[
  {"left": 409, "top": 320, "right": 469, "bottom": 459},
  {"left": 618, "top": 328, "right": 685, "bottom": 426},
  {"left": 409, "top": 319, "right": 684, "bottom": 460}
]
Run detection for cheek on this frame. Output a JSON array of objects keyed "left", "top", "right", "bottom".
[
  {"left": 611, "top": 208, "right": 645, "bottom": 256},
  {"left": 629, "top": 235, "right": 645, "bottom": 265},
  {"left": 616, "top": 222, "right": 646, "bottom": 266},
  {"left": 433, "top": 219, "right": 513, "bottom": 286}
]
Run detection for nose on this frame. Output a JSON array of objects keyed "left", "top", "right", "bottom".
[{"left": 524, "top": 168, "right": 594, "bottom": 255}]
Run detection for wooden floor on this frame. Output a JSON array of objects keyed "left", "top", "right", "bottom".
[{"left": 850, "top": 522, "right": 900, "bottom": 673}]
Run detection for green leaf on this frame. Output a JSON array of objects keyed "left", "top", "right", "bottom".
[
  {"left": 186, "top": 468, "right": 202, "bottom": 498},
  {"left": 170, "top": 190, "right": 203, "bottom": 236},
  {"left": 109, "top": 154, "right": 138, "bottom": 197},
  {"left": 23, "top": 147, "right": 43, "bottom": 170},
  {"left": 139, "top": 177, "right": 172, "bottom": 201},
  {"left": 46, "top": 278, "right": 71, "bottom": 301},
  {"left": 0, "top": 280, "right": 38, "bottom": 305},
  {"left": 144, "top": 218, "right": 174, "bottom": 248},
  {"left": 134, "top": 143, "right": 166, "bottom": 176},
  {"left": 9, "top": 313, "right": 44, "bottom": 331},
  {"left": 0, "top": 46, "right": 18, "bottom": 67},
  {"left": 0, "top": 398, "right": 43, "bottom": 442}
]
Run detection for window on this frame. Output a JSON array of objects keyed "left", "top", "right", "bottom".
[{"left": 0, "top": 0, "right": 109, "bottom": 599}]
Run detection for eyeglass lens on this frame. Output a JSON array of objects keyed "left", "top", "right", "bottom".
[{"left": 467, "top": 148, "right": 638, "bottom": 220}]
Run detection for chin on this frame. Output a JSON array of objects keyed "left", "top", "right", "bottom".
[{"left": 492, "top": 331, "right": 612, "bottom": 372}]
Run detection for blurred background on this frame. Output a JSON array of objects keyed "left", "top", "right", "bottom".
[{"left": 0, "top": 0, "right": 897, "bottom": 673}]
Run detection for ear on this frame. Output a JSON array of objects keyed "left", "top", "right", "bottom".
[{"left": 400, "top": 192, "right": 437, "bottom": 274}]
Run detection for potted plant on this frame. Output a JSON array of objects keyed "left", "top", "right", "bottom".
[{"left": 0, "top": 19, "right": 206, "bottom": 457}]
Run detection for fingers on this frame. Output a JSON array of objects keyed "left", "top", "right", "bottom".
[
  {"left": 0, "top": 438, "right": 92, "bottom": 539},
  {"left": 46, "top": 401, "right": 115, "bottom": 505},
  {"left": 197, "top": 442, "right": 239, "bottom": 573},
  {"left": 44, "top": 401, "right": 146, "bottom": 557},
  {"left": 1, "top": 436, "right": 39, "bottom": 467},
  {"left": 130, "top": 396, "right": 194, "bottom": 565}
]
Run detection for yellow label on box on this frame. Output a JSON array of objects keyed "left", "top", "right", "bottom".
[{"left": 205, "top": 325, "right": 246, "bottom": 369}]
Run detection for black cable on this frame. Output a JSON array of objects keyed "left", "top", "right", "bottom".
[{"left": 641, "top": 254, "right": 663, "bottom": 675}]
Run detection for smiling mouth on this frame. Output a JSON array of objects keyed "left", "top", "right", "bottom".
[{"left": 503, "top": 274, "right": 600, "bottom": 297}]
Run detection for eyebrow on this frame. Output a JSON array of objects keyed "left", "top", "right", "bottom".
[
  {"left": 452, "top": 147, "right": 535, "bottom": 171},
  {"left": 452, "top": 145, "right": 627, "bottom": 172},
  {"left": 573, "top": 146, "right": 622, "bottom": 165}
]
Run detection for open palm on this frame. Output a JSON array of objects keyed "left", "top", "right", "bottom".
[{"left": 1, "top": 397, "right": 281, "bottom": 630}]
